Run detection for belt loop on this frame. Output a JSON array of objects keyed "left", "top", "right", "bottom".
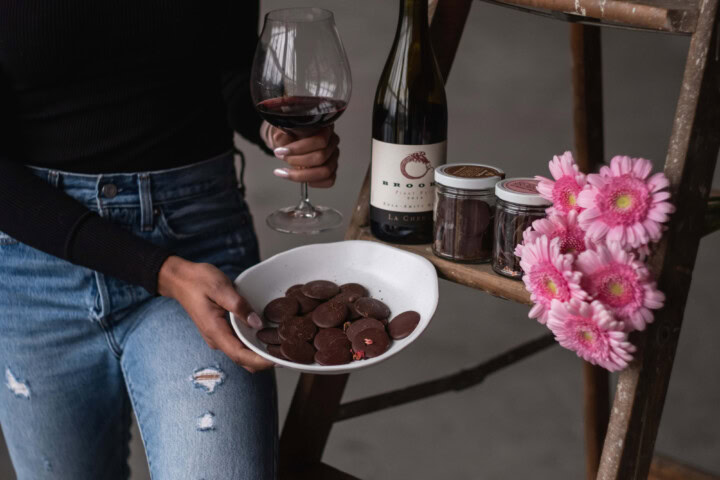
[
  {"left": 138, "top": 174, "right": 154, "bottom": 232},
  {"left": 48, "top": 170, "right": 60, "bottom": 188}
]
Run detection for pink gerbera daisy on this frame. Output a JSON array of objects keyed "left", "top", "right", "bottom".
[
  {"left": 514, "top": 226, "right": 540, "bottom": 258},
  {"left": 536, "top": 151, "right": 586, "bottom": 215},
  {"left": 547, "top": 299, "right": 635, "bottom": 372},
  {"left": 577, "top": 156, "right": 674, "bottom": 249},
  {"left": 576, "top": 242, "right": 665, "bottom": 331},
  {"left": 528, "top": 210, "right": 593, "bottom": 255},
  {"left": 520, "top": 236, "right": 586, "bottom": 324}
]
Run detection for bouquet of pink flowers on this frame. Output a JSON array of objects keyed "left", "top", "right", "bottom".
[{"left": 515, "top": 152, "right": 674, "bottom": 371}]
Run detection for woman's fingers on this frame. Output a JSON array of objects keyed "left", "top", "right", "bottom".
[
  {"left": 272, "top": 126, "right": 334, "bottom": 158},
  {"left": 283, "top": 133, "right": 339, "bottom": 168},
  {"left": 209, "top": 320, "right": 275, "bottom": 373},
  {"left": 274, "top": 150, "right": 339, "bottom": 184},
  {"left": 212, "top": 283, "right": 263, "bottom": 329}
]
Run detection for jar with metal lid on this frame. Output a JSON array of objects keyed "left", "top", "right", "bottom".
[
  {"left": 492, "top": 178, "right": 551, "bottom": 278},
  {"left": 432, "top": 163, "right": 505, "bottom": 263}
]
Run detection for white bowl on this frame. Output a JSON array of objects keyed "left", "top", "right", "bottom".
[{"left": 230, "top": 240, "right": 439, "bottom": 374}]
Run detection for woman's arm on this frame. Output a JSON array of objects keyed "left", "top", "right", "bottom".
[
  {"left": 0, "top": 68, "right": 272, "bottom": 372},
  {"left": 220, "top": 0, "right": 270, "bottom": 152}
]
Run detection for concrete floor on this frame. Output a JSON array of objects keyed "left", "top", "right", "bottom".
[{"left": 2, "top": 0, "right": 719, "bottom": 478}]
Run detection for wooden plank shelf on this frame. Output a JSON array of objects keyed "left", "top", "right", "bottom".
[
  {"left": 355, "top": 227, "right": 532, "bottom": 305},
  {"left": 479, "top": 0, "right": 700, "bottom": 34}
]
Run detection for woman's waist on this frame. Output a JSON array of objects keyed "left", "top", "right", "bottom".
[{"left": 27, "top": 149, "right": 239, "bottom": 208}]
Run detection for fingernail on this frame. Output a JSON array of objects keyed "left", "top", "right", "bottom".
[
  {"left": 248, "top": 312, "right": 263, "bottom": 329},
  {"left": 274, "top": 147, "right": 290, "bottom": 159},
  {"left": 273, "top": 168, "right": 290, "bottom": 178}
]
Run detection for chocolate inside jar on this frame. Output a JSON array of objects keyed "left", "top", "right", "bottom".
[
  {"left": 492, "top": 178, "right": 551, "bottom": 278},
  {"left": 432, "top": 164, "right": 504, "bottom": 263}
]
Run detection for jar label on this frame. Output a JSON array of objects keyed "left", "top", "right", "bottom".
[
  {"left": 370, "top": 139, "right": 446, "bottom": 212},
  {"left": 444, "top": 165, "right": 501, "bottom": 179},
  {"left": 504, "top": 179, "right": 541, "bottom": 194}
]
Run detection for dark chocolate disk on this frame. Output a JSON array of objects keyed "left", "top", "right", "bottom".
[
  {"left": 266, "top": 344, "right": 287, "bottom": 360},
  {"left": 311, "top": 300, "right": 348, "bottom": 328},
  {"left": 325, "top": 335, "right": 351, "bottom": 352},
  {"left": 313, "top": 328, "right": 347, "bottom": 350},
  {"left": 331, "top": 290, "right": 363, "bottom": 305},
  {"left": 278, "top": 315, "right": 317, "bottom": 342},
  {"left": 281, "top": 340, "right": 316, "bottom": 364},
  {"left": 345, "top": 317, "right": 386, "bottom": 343},
  {"left": 256, "top": 327, "right": 281, "bottom": 345},
  {"left": 340, "top": 283, "right": 369, "bottom": 298},
  {"left": 315, "top": 345, "right": 353, "bottom": 366},
  {"left": 301, "top": 280, "right": 340, "bottom": 300},
  {"left": 285, "top": 285, "right": 321, "bottom": 314},
  {"left": 388, "top": 311, "right": 421, "bottom": 340},
  {"left": 285, "top": 284, "right": 304, "bottom": 296},
  {"left": 263, "top": 297, "right": 299, "bottom": 324},
  {"left": 353, "top": 297, "right": 390, "bottom": 320},
  {"left": 351, "top": 328, "right": 390, "bottom": 358}
]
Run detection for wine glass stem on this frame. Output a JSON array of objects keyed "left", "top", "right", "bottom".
[{"left": 296, "top": 182, "right": 317, "bottom": 218}]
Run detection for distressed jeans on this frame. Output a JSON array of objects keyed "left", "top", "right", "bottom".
[{"left": 0, "top": 152, "right": 278, "bottom": 480}]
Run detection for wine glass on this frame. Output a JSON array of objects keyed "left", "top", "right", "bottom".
[{"left": 251, "top": 8, "right": 352, "bottom": 234}]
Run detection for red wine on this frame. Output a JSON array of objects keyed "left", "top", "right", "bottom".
[
  {"left": 256, "top": 96, "right": 347, "bottom": 131},
  {"left": 370, "top": 0, "right": 447, "bottom": 244}
]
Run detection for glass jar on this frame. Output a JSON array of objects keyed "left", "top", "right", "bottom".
[
  {"left": 492, "top": 178, "right": 551, "bottom": 278},
  {"left": 432, "top": 164, "right": 504, "bottom": 263}
]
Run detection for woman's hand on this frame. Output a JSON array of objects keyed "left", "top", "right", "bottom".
[
  {"left": 261, "top": 121, "right": 340, "bottom": 188},
  {"left": 157, "top": 255, "right": 274, "bottom": 373}
]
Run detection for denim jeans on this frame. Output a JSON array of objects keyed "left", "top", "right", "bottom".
[{"left": 0, "top": 152, "right": 278, "bottom": 480}]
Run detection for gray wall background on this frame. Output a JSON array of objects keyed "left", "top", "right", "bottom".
[{"left": 2, "top": 0, "right": 719, "bottom": 478}]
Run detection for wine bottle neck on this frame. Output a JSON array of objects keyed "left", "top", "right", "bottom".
[{"left": 399, "top": 0, "right": 429, "bottom": 35}]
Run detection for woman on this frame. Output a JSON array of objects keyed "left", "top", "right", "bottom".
[{"left": 0, "top": 1, "right": 340, "bottom": 478}]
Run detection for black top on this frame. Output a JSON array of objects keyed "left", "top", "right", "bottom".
[{"left": 0, "top": 0, "right": 268, "bottom": 293}]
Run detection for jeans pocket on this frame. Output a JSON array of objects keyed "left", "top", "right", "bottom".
[
  {"left": 156, "top": 188, "right": 252, "bottom": 241},
  {"left": 0, "top": 230, "right": 19, "bottom": 246}
]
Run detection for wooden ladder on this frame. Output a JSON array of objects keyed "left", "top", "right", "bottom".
[{"left": 278, "top": 0, "right": 720, "bottom": 478}]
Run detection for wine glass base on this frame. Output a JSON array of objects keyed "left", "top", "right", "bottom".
[{"left": 266, "top": 205, "right": 343, "bottom": 234}]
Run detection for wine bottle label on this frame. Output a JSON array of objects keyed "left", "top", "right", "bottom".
[{"left": 370, "top": 139, "right": 446, "bottom": 213}]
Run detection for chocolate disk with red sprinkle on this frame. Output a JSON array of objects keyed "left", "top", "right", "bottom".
[
  {"left": 263, "top": 297, "right": 299, "bottom": 324},
  {"left": 353, "top": 297, "right": 390, "bottom": 320},
  {"left": 315, "top": 345, "right": 353, "bottom": 366},
  {"left": 351, "top": 328, "right": 390, "bottom": 358},
  {"left": 301, "top": 280, "right": 340, "bottom": 300},
  {"left": 388, "top": 311, "right": 421, "bottom": 340},
  {"left": 285, "top": 285, "right": 321, "bottom": 314},
  {"left": 267, "top": 344, "right": 287, "bottom": 360},
  {"left": 340, "top": 283, "right": 369, "bottom": 298},
  {"left": 345, "top": 317, "right": 386, "bottom": 343},
  {"left": 313, "top": 328, "right": 347, "bottom": 350},
  {"left": 280, "top": 339, "right": 316, "bottom": 364},
  {"left": 311, "top": 300, "right": 348, "bottom": 328},
  {"left": 256, "top": 327, "right": 281, "bottom": 345},
  {"left": 278, "top": 315, "right": 317, "bottom": 342}
]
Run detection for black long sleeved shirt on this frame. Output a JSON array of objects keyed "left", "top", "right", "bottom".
[{"left": 0, "top": 0, "right": 267, "bottom": 293}]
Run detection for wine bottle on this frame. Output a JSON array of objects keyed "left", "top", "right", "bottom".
[{"left": 370, "top": 0, "right": 447, "bottom": 244}]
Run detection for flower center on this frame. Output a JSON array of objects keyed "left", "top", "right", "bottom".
[
  {"left": 609, "top": 281, "right": 625, "bottom": 297},
  {"left": 587, "top": 264, "right": 641, "bottom": 312},
  {"left": 615, "top": 193, "right": 632, "bottom": 210},
  {"left": 599, "top": 175, "right": 651, "bottom": 225},
  {"left": 545, "top": 278, "right": 558, "bottom": 296},
  {"left": 552, "top": 176, "right": 582, "bottom": 213},
  {"left": 529, "top": 263, "right": 570, "bottom": 306},
  {"left": 559, "top": 226, "right": 587, "bottom": 255},
  {"left": 569, "top": 317, "right": 607, "bottom": 353}
]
